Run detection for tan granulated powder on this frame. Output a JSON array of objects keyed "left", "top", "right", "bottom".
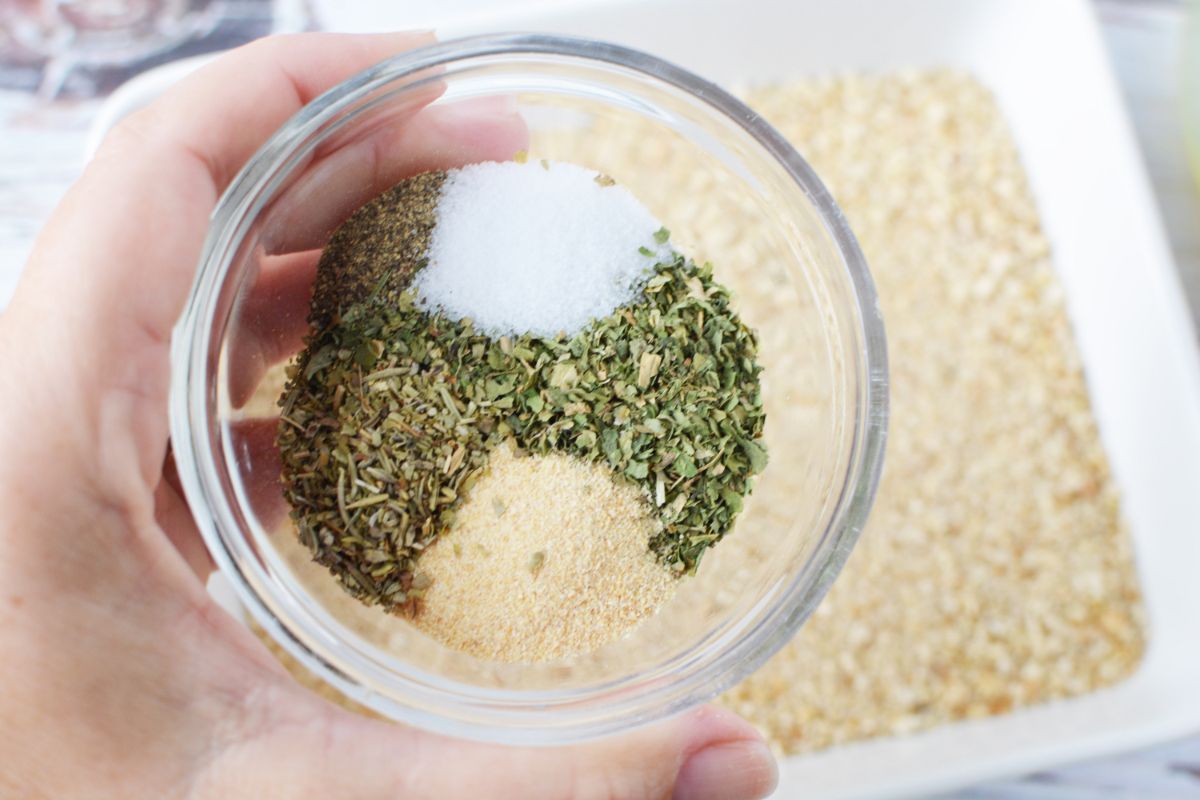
[{"left": 410, "top": 447, "right": 677, "bottom": 662}]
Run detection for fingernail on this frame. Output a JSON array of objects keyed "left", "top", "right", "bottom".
[
  {"left": 435, "top": 94, "right": 520, "bottom": 122},
  {"left": 674, "top": 739, "right": 779, "bottom": 800},
  {"left": 479, "top": 93, "right": 519, "bottom": 116},
  {"left": 400, "top": 29, "right": 437, "bottom": 42},
  {"left": 439, "top": 94, "right": 518, "bottom": 125}
]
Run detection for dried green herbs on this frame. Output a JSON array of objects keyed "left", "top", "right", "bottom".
[
  {"left": 484, "top": 254, "right": 768, "bottom": 571},
  {"left": 278, "top": 169, "right": 767, "bottom": 610}
]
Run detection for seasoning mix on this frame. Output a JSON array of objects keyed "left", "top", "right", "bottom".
[{"left": 276, "top": 158, "right": 767, "bottom": 659}]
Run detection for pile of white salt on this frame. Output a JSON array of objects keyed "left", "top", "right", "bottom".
[{"left": 413, "top": 159, "right": 672, "bottom": 338}]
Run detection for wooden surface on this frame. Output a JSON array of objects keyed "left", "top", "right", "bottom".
[{"left": 0, "top": 1, "right": 1197, "bottom": 796}]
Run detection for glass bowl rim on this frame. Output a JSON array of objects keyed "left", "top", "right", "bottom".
[{"left": 169, "top": 31, "right": 889, "bottom": 744}]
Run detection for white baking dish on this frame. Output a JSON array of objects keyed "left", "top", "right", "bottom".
[
  {"left": 443, "top": 4, "right": 1200, "bottom": 797},
  {"left": 88, "top": 0, "right": 1200, "bottom": 797}
]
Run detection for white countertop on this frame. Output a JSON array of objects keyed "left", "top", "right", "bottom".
[{"left": 0, "top": 1, "right": 1196, "bottom": 796}]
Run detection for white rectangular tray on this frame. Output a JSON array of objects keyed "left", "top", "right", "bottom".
[
  {"left": 91, "top": 1, "right": 1200, "bottom": 796},
  {"left": 437, "top": 1, "right": 1200, "bottom": 797}
]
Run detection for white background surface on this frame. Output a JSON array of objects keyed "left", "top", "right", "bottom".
[{"left": 1, "top": 0, "right": 1198, "bottom": 796}]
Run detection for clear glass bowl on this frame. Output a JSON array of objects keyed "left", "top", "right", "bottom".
[{"left": 170, "top": 33, "right": 888, "bottom": 745}]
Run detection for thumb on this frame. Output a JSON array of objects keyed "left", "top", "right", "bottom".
[
  {"left": 205, "top": 690, "right": 778, "bottom": 800},
  {"left": 321, "top": 705, "right": 777, "bottom": 800},
  {"left": 343, "top": 705, "right": 779, "bottom": 800}
]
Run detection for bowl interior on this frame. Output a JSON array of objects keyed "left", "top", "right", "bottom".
[{"left": 179, "top": 36, "right": 882, "bottom": 741}]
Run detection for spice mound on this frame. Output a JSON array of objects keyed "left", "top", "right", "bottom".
[
  {"left": 277, "top": 159, "right": 767, "bottom": 660},
  {"left": 414, "top": 446, "right": 676, "bottom": 662}
]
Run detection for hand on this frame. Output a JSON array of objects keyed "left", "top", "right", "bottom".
[{"left": 0, "top": 33, "right": 778, "bottom": 800}]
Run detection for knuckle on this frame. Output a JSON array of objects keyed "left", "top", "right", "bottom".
[{"left": 98, "top": 104, "right": 171, "bottom": 161}]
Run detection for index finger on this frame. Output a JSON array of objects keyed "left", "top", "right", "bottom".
[
  {"left": 7, "top": 32, "right": 439, "bottom": 502},
  {"left": 23, "top": 32, "right": 437, "bottom": 347}
]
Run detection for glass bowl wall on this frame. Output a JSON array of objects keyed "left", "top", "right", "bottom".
[{"left": 170, "top": 33, "right": 888, "bottom": 744}]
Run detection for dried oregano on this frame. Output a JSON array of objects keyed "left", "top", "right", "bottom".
[{"left": 278, "top": 170, "right": 767, "bottom": 610}]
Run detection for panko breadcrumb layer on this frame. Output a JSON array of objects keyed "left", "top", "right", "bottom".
[{"left": 714, "top": 71, "right": 1144, "bottom": 752}]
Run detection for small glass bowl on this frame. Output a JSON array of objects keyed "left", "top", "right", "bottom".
[{"left": 170, "top": 33, "right": 888, "bottom": 745}]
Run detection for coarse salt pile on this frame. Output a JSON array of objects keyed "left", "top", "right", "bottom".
[{"left": 413, "top": 159, "right": 672, "bottom": 338}]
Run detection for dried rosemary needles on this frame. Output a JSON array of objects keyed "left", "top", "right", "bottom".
[{"left": 277, "top": 160, "right": 767, "bottom": 614}]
